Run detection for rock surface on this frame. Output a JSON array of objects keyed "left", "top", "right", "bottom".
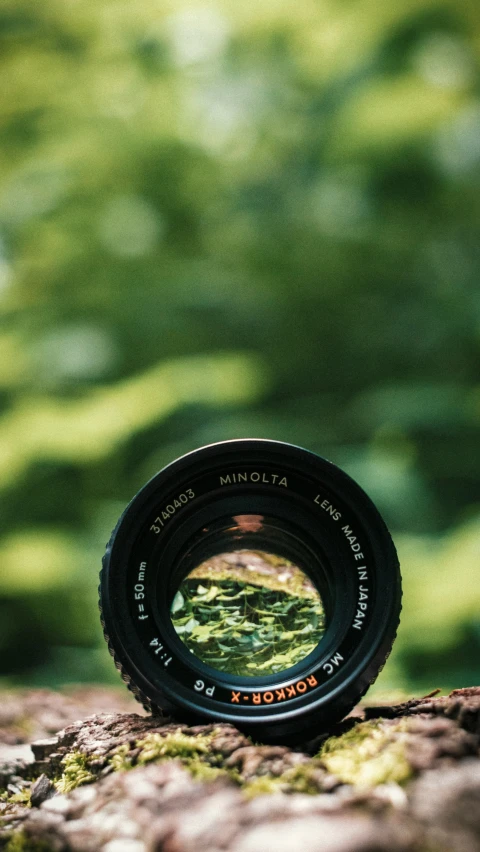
[{"left": 0, "top": 686, "right": 479, "bottom": 851}]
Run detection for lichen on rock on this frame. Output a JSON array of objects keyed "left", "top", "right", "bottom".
[
  {"left": 319, "top": 719, "right": 413, "bottom": 788},
  {"left": 4, "top": 828, "right": 53, "bottom": 852},
  {"left": 53, "top": 751, "right": 98, "bottom": 794},
  {"left": 1, "top": 686, "right": 480, "bottom": 852},
  {"left": 109, "top": 729, "right": 237, "bottom": 784},
  {"left": 136, "top": 729, "right": 215, "bottom": 763}
]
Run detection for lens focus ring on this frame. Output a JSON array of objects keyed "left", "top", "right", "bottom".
[{"left": 99, "top": 439, "right": 401, "bottom": 743}]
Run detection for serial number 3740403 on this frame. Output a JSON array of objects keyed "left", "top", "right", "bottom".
[{"left": 149, "top": 489, "right": 195, "bottom": 533}]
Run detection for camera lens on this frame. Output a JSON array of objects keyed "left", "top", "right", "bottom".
[{"left": 99, "top": 440, "right": 401, "bottom": 743}]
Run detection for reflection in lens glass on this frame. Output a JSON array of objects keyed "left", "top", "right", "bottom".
[{"left": 171, "top": 549, "right": 326, "bottom": 677}]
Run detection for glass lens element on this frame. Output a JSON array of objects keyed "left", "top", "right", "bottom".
[{"left": 170, "top": 519, "right": 326, "bottom": 677}]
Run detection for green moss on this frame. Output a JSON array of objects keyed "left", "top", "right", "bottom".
[
  {"left": 136, "top": 730, "right": 236, "bottom": 782},
  {"left": 109, "top": 730, "right": 337, "bottom": 797},
  {"left": 4, "top": 829, "right": 52, "bottom": 852},
  {"left": 319, "top": 719, "right": 412, "bottom": 788},
  {"left": 136, "top": 730, "right": 215, "bottom": 764},
  {"left": 7, "top": 790, "right": 31, "bottom": 806},
  {"left": 108, "top": 730, "right": 241, "bottom": 785},
  {"left": 0, "top": 787, "right": 31, "bottom": 807},
  {"left": 54, "top": 751, "right": 97, "bottom": 794},
  {"left": 282, "top": 763, "right": 325, "bottom": 795},
  {"left": 242, "top": 762, "right": 325, "bottom": 798},
  {"left": 109, "top": 743, "right": 134, "bottom": 772},
  {"left": 243, "top": 775, "right": 285, "bottom": 797},
  {"left": 184, "top": 758, "right": 233, "bottom": 783},
  {"left": 108, "top": 723, "right": 408, "bottom": 796}
]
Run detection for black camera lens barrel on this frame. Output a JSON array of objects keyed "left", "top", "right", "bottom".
[{"left": 99, "top": 439, "right": 401, "bottom": 743}]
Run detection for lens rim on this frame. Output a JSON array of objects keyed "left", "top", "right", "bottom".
[{"left": 100, "top": 439, "right": 401, "bottom": 740}]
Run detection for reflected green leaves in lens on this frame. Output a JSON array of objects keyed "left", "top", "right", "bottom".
[{"left": 170, "top": 551, "right": 326, "bottom": 677}]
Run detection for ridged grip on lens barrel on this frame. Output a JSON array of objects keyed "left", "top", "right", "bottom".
[
  {"left": 99, "top": 526, "right": 155, "bottom": 715},
  {"left": 98, "top": 440, "right": 402, "bottom": 742}
]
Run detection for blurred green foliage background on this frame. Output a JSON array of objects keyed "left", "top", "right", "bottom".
[{"left": 0, "top": 0, "right": 479, "bottom": 697}]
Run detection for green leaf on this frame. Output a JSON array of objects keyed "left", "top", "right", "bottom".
[{"left": 171, "top": 591, "right": 185, "bottom": 614}]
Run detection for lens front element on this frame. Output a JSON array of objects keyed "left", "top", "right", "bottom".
[
  {"left": 169, "top": 513, "right": 327, "bottom": 678},
  {"left": 100, "top": 439, "right": 401, "bottom": 743},
  {"left": 171, "top": 527, "right": 326, "bottom": 678}
]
